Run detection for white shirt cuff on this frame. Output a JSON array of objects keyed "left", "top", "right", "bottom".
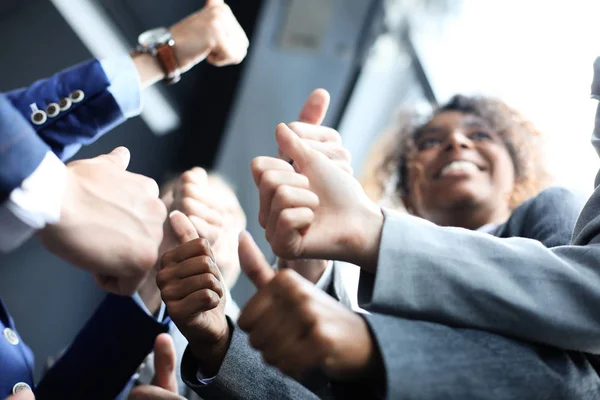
[
  {"left": 100, "top": 56, "right": 143, "bottom": 119},
  {"left": 131, "top": 291, "right": 167, "bottom": 322},
  {"left": 0, "top": 151, "right": 67, "bottom": 252}
]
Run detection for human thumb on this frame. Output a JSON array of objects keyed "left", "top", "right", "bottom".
[
  {"left": 275, "top": 123, "right": 316, "bottom": 170},
  {"left": 297, "top": 88, "right": 330, "bottom": 125},
  {"left": 238, "top": 231, "right": 275, "bottom": 289},
  {"left": 151, "top": 333, "right": 178, "bottom": 393},
  {"left": 169, "top": 210, "right": 200, "bottom": 244},
  {"left": 103, "top": 146, "right": 131, "bottom": 170},
  {"left": 5, "top": 387, "right": 35, "bottom": 400}
]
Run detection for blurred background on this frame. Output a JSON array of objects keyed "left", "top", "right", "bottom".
[{"left": 0, "top": 0, "right": 599, "bottom": 379}]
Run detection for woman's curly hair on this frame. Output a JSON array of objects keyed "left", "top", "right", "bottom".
[{"left": 359, "top": 95, "right": 552, "bottom": 210}]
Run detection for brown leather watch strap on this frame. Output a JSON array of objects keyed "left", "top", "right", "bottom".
[{"left": 156, "top": 43, "right": 181, "bottom": 85}]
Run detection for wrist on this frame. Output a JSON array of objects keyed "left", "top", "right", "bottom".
[
  {"left": 137, "top": 271, "right": 161, "bottom": 315},
  {"left": 188, "top": 323, "right": 232, "bottom": 377},
  {"left": 279, "top": 259, "right": 328, "bottom": 284},
  {"left": 131, "top": 52, "right": 165, "bottom": 89},
  {"left": 343, "top": 204, "right": 384, "bottom": 273}
]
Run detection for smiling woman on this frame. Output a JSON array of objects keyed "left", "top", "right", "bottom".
[{"left": 370, "top": 94, "right": 552, "bottom": 230}]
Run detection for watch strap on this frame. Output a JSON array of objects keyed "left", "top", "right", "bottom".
[{"left": 156, "top": 42, "right": 181, "bottom": 85}]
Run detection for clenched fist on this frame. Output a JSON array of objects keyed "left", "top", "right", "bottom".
[{"left": 38, "top": 147, "right": 166, "bottom": 295}]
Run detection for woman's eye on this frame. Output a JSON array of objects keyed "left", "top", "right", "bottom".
[
  {"left": 417, "top": 138, "right": 442, "bottom": 150},
  {"left": 470, "top": 131, "right": 492, "bottom": 141}
]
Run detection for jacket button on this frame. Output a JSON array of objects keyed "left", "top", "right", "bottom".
[
  {"left": 70, "top": 90, "right": 85, "bottom": 103},
  {"left": 58, "top": 97, "right": 72, "bottom": 111},
  {"left": 30, "top": 110, "right": 47, "bottom": 125},
  {"left": 3, "top": 328, "right": 19, "bottom": 345},
  {"left": 12, "top": 382, "right": 31, "bottom": 394},
  {"left": 46, "top": 103, "right": 60, "bottom": 117}
]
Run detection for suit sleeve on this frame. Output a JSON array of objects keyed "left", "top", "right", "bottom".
[
  {"left": 4, "top": 59, "right": 127, "bottom": 161},
  {"left": 0, "top": 94, "right": 49, "bottom": 203},
  {"left": 181, "top": 320, "right": 325, "bottom": 400},
  {"left": 34, "top": 295, "right": 169, "bottom": 400},
  {"left": 358, "top": 188, "right": 600, "bottom": 354}
]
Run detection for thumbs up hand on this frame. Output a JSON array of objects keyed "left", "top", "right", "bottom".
[
  {"left": 38, "top": 147, "right": 167, "bottom": 295},
  {"left": 128, "top": 334, "right": 184, "bottom": 400},
  {"left": 251, "top": 124, "right": 384, "bottom": 273},
  {"left": 157, "top": 211, "right": 230, "bottom": 376},
  {"left": 237, "top": 231, "right": 378, "bottom": 381},
  {"left": 276, "top": 89, "right": 352, "bottom": 282},
  {"left": 279, "top": 89, "right": 353, "bottom": 175}
]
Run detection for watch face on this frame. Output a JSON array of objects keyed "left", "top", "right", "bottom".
[{"left": 138, "top": 27, "right": 171, "bottom": 47}]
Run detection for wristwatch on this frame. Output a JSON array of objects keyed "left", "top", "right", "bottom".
[{"left": 136, "top": 27, "right": 181, "bottom": 84}]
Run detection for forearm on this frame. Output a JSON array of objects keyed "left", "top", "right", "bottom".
[
  {"left": 131, "top": 52, "right": 165, "bottom": 89},
  {"left": 361, "top": 209, "right": 600, "bottom": 353}
]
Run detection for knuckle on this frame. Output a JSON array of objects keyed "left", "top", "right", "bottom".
[
  {"left": 274, "top": 185, "right": 292, "bottom": 204},
  {"left": 276, "top": 268, "right": 297, "bottom": 286},
  {"left": 262, "top": 170, "right": 279, "bottom": 187},
  {"left": 180, "top": 197, "right": 194, "bottom": 214},
  {"left": 205, "top": 273, "right": 221, "bottom": 292},
  {"left": 310, "top": 323, "right": 333, "bottom": 348},
  {"left": 152, "top": 198, "right": 167, "bottom": 218},
  {"left": 182, "top": 183, "right": 197, "bottom": 199},
  {"left": 156, "top": 270, "right": 169, "bottom": 289},
  {"left": 329, "top": 129, "right": 343, "bottom": 143},
  {"left": 198, "top": 254, "right": 214, "bottom": 269},
  {"left": 180, "top": 170, "right": 196, "bottom": 184},
  {"left": 287, "top": 121, "right": 301, "bottom": 133},
  {"left": 136, "top": 245, "right": 158, "bottom": 269},
  {"left": 143, "top": 177, "right": 160, "bottom": 193},
  {"left": 199, "top": 289, "right": 219, "bottom": 308},
  {"left": 199, "top": 238, "right": 211, "bottom": 252}
]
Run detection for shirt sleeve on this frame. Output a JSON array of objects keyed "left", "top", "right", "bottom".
[
  {"left": 100, "top": 56, "right": 143, "bottom": 119},
  {"left": 131, "top": 292, "right": 167, "bottom": 322},
  {"left": 0, "top": 151, "right": 67, "bottom": 252}
]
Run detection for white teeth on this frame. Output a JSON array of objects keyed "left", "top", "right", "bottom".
[{"left": 440, "top": 161, "right": 479, "bottom": 176}]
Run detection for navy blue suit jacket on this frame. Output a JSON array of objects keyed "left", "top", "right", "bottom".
[{"left": 0, "top": 59, "right": 169, "bottom": 399}]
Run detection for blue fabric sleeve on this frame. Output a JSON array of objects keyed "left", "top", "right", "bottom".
[
  {"left": 0, "top": 94, "right": 49, "bottom": 203},
  {"left": 4, "top": 59, "right": 126, "bottom": 161},
  {"left": 34, "top": 294, "right": 170, "bottom": 400}
]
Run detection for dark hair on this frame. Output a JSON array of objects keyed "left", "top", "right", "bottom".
[{"left": 376, "top": 94, "right": 551, "bottom": 209}]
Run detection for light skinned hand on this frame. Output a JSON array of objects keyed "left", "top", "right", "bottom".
[
  {"left": 157, "top": 210, "right": 230, "bottom": 376},
  {"left": 251, "top": 124, "right": 384, "bottom": 272},
  {"left": 4, "top": 388, "right": 34, "bottom": 400},
  {"left": 277, "top": 88, "right": 352, "bottom": 282},
  {"left": 37, "top": 147, "right": 166, "bottom": 295},
  {"left": 138, "top": 168, "right": 245, "bottom": 314},
  {"left": 128, "top": 334, "right": 184, "bottom": 400},
  {"left": 237, "top": 231, "right": 380, "bottom": 381},
  {"left": 171, "top": 0, "right": 249, "bottom": 70}
]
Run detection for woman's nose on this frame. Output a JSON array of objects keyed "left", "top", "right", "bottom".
[{"left": 444, "top": 132, "right": 473, "bottom": 152}]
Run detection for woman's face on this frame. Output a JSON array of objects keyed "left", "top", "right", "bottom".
[{"left": 403, "top": 111, "right": 515, "bottom": 224}]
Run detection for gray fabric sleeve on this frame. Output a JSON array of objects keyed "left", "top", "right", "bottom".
[
  {"left": 362, "top": 313, "right": 598, "bottom": 400},
  {"left": 359, "top": 196, "right": 600, "bottom": 353},
  {"left": 181, "top": 320, "right": 325, "bottom": 400}
]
